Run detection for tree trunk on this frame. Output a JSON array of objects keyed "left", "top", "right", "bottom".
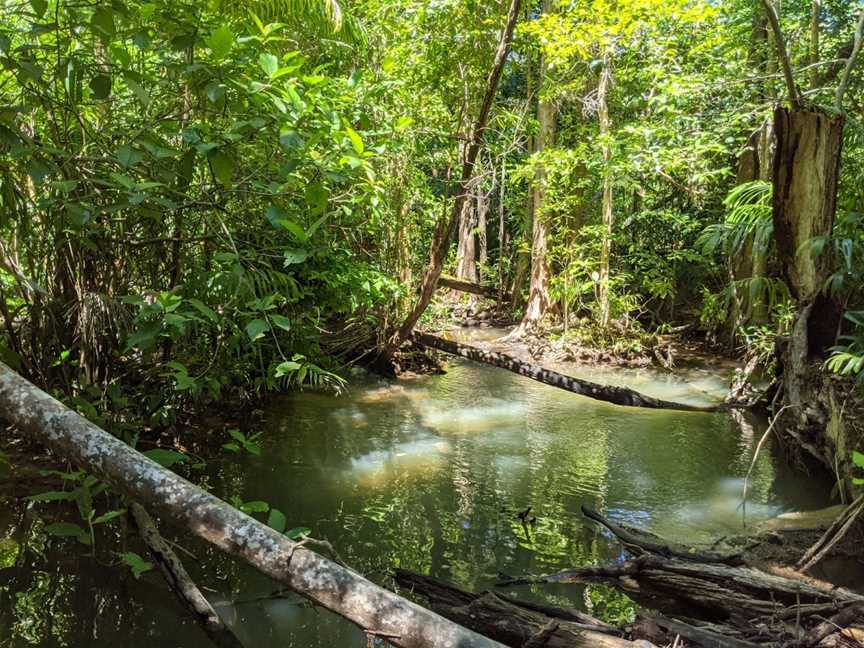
[
  {"left": 772, "top": 107, "right": 845, "bottom": 469},
  {"left": 388, "top": 0, "right": 523, "bottom": 356},
  {"left": 597, "top": 49, "right": 613, "bottom": 329},
  {"left": 412, "top": 332, "right": 721, "bottom": 412},
  {"left": 517, "top": 0, "right": 555, "bottom": 332},
  {"left": 0, "top": 362, "right": 505, "bottom": 648},
  {"left": 438, "top": 275, "right": 507, "bottom": 301},
  {"left": 455, "top": 194, "right": 478, "bottom": 284}
]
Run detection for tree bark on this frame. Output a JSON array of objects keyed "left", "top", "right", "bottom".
[
  {"left": 411, "top": 332, "right": 722, "bottom": 412},
  {"left": 388, "top": 0, "right": 523, "bottom": 355},
  {"left": 455, "top": 197, "right": 478, "bottom": 284},
  {"left": 394, "top": 570, "right": 642, "bottom": 648},
  {"left": 517, "top": 0, "right": 555, "bottom": 333},
  {"left": 597, "top": 49, "right": 614, "bottom": 329},
  {"left": 0, "top": 361, "right": 505, "bottom": 648}
]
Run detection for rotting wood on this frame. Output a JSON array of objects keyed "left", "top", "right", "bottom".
[
  {"left": 412, "top": 332, "right": 725, "bottom": 413},
  {"left": 0, "top": 361, "right": 505, "bottom": 648},
  {"left": 130, "top": 503, "right": 244, "bottom": 648},
  {"left": 438, "top": 275, "right": 508, "bottom": 301},
  {"left": 796, "top": 494, "right": 864, "bottom": 572},
  {"left": 394, "top": 570, "right": 647, "bottom": 648}
]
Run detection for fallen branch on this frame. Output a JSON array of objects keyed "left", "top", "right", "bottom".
[
  {"left": 0, "top": 361, "right": 504, "bottom": 648},
  {"left": 394, "top": 570, "right": 646, "bottom": 648},
  {"left": 796, "top": 494, "right": 864, "bottom": 573},
  {"left": 438, "top": 275, "right": 508, "bottom": 300},
  {"left": 130, "top": 502, "right": 243, "bottom": 648},
  {"left": 581, "top": 506, "right": 745, "bottom": 565},
  {"left": 412, "top": 332, "right": 724, "bottom": 412}
]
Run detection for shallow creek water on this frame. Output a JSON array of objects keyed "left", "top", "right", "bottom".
[{"left": 0, "top": 330, "right": 833, "bottom": 647}]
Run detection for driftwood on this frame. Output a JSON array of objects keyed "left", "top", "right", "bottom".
[
  {"left": 412, "top": 332, "right": 722, "bottom": 412},
  {"left": 499, "top": 507, "right": 864, "bottom": 646},
  {"left": 581, "top": 506, "right": 745, "bottom": 565},
  {"left": 394, "top": 569, "right": 648, "bottom": 648},
  {"left": 130, "top": 502, "right": 243, "bottom": 648},
  {"left": 438, "top": 275, "right": 508, "bottom": 300},
  {"left": 0, "top": 361, "right": 504, "bottom": 648}
]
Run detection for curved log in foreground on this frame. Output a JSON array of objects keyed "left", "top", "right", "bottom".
[
  {"left": 412, "top": 332, "right": 722, "bottom": 412},
  {"left": 0, "top": 362, "right": 503, "bottom": 648}
]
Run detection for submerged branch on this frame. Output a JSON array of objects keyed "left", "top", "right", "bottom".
[{"left": 412, "top": 332, "right": 726, "bottom": 413}]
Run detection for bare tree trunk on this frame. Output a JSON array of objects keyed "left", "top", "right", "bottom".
[
  {"left": 455, "top": 199, "right": 478, "bottom": 283},
  {"left": 516, "top": 0, "right": 555, "bottom": 333},
  {"left": 388, "top": 0, "right": 523, "bottom": 355},
  {"left": 0, "top": 362, "right": 505, "bottom": 648},
  {"left": 497, "top": 157, "right": 508, "bottom": 302},
  {"left": 597, "top": 49, "right": 613, "bottom": 329},
  {"left": 477, "top": 187, "right": 488, "bottom": 281},
  {"left": 810, "top": 0, "right": 821, "bottom": 90}
]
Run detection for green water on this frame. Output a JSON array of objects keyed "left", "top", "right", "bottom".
[{"left": 0, "top": 341, "right": 832, "bottom": 647}]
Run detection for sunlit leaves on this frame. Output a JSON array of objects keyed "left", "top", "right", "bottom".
[{"left": 207, "top": 25, "right": 235, "bottom": 60}]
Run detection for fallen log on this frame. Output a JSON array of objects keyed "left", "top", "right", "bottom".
[
  {"left": 0, "top": 362, "right": 504, "bottom": 648},
  {"left": 130, "top": 502, "right": 243, "bottom": 648},
  {"left": 412, "top": 332, "right": 723, "bottom": 412},
  {"left": 438, "top": 275, "right": 508, "bottom": 300},
  {"left": 394, "top": 569, "right": 649, "bottom": 648},
  {"left": 581, "top": 506, "right": 745, "bottom": 565}
]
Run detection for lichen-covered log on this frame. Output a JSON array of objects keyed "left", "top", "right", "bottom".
[
  {"left": 0, "top": 361, "right": 504, "bottom": 648},
  {"left": 412, "top": 333, "right": 722, "bottom": 412}
]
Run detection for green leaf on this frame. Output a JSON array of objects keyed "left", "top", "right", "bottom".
[
  {"left": 267, "top": 508, "right": 287, "bottom": 533},
  {"left": 270, "top": 314, "right": 291, "bottom": 332},
  {"left": 208, "top": 150, "right": 233, "bottom": 187},
  {"left": 275, "top": 361, "right": 302, "bottom": 377},
  {"left": 283, "top": 248, "right": 308, "bottom": 266},
  {"left": 120, "top": 552, "right": 153, "bottom": 579},
  {"left": 187, "top": 298, "right": 218, "bottom": 322},
  {"left": 30, "top": 0, "right": 47, "bottom": 19},
  {"left": 116, "top": 145, "right": 142, "bottom": 168},
  {"left": 395, "top": 116, "right": 413, "bottom": 131},
  {"left": 222, "top": 442, "right": 241, "bottom": 453},
  {"left": 45, "top": 522, "right": 90, "bottom": 545},
  {"left": 91, "top": 7, "right": 116, "bottom": 40},
  {"left": 853, "top": 451, "right": 864, "bottom": 470},
  {"left": 207, "top": 25, "right": 234, "bottom": 60},
  {"left": 124, "top": 77, "right": 150, "bottom": 108},
  {"left": 345, "top": 127, "right": 364, "bottom": 155},
  {"left": 266, "top": 206, "right": 307, "bottom": 241},
  {"left": 245, "top": 318, "right": 269, "bottom": 341},
  {"left": 285, "top": 526, "right": 311, "bottom": 540},
  {"left": 92, "top": 509, "right": 126, "bottom": 525},
  {"left": 259, "top": 53, "right": 279, "bottom": 79},
  {"left": 240, "top": 501, "right": 269, "bottom": 514},
  {"left": 144, "top": 449, "right": 188, "bottom": 469},
  {"left": 89, "top": 75, "right": 111, "bottom": 100}
]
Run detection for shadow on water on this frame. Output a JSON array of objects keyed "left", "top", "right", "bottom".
[{"left": 0, "top": 351, "right": 835, "bottom": 647}]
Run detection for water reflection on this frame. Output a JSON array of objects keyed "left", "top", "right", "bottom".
[{"left": 0, "top": 352, "right": 834, "bottom": 647}]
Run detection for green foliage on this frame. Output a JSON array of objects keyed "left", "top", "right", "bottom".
[
  {"left": 223, "top": 429, "right": 263, "bottom": 456},
  {"left": 120, "top": 552, "right": 154, "bottom": 579}
]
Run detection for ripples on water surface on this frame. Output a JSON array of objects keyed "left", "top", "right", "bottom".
[{"left": 0, "top": 335, "right": 833, "bottom": 647}]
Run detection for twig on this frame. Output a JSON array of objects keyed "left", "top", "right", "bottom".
[
  {"left": 741, "top": 405, "right": 791, "bottom": 526},
  {"left": 759, "top": 0, "right": 802, "bottom": 108}
]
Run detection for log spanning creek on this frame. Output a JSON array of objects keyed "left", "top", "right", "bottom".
[{"left": 0, "top": 330, "right": 835, "bottom": 647}]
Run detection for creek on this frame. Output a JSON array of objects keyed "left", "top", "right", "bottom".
[{"left": 0, "top": 330, "right": 833, "bottom": 647}]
